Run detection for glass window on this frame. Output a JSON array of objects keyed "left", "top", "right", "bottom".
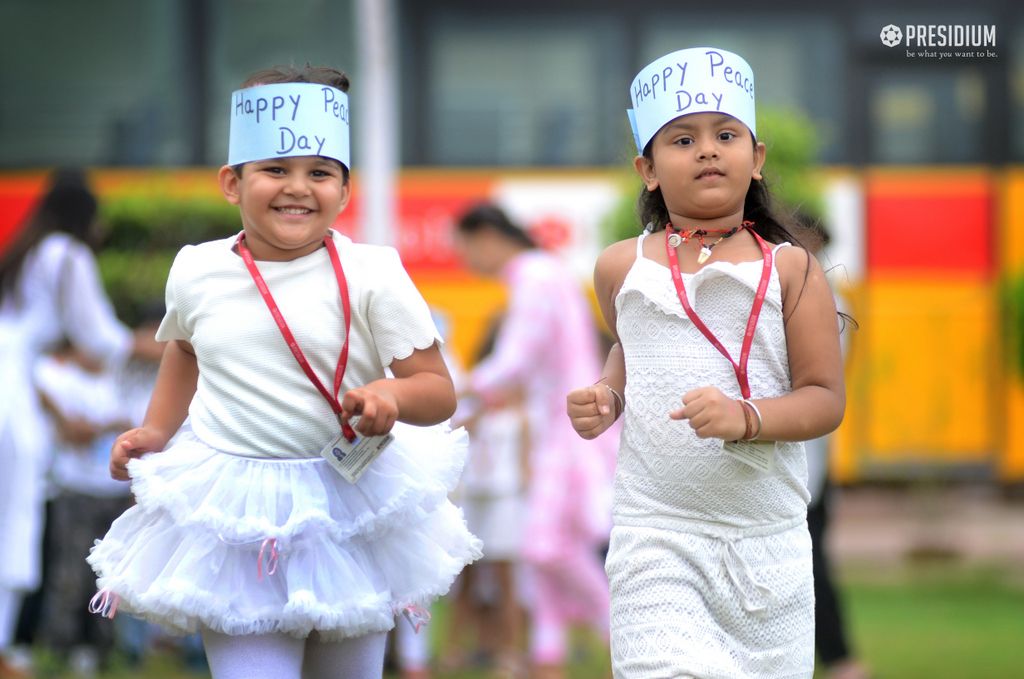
[
  {"left": 203, "top": 0, "right": 355, "bottom": 166},
  {"left": 642, "top": 15, "right": 845, "bottom": 163},
  {"left": 0, "top": 0, "right": 192, "bottom": 167},
  {"left": 1012, "top": 22, "right": 1024, "bottom": 161},
  {"left": 420, "top": 16, "right": 626, "bottom": 166},
  {"left": 869, "top": 69, "right": 986, "bottom": 163}
]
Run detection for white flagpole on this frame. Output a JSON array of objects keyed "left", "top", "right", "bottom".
[{"left": 355, "top": 0, "right": 398, "bottom": 247}]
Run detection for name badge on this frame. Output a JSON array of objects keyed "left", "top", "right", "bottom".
[
  {"left": 722, "top": 439, "right": 776, "bottom": 473},
  {"left": 320, "top": 417, "right": 394, "bottom": 483}
]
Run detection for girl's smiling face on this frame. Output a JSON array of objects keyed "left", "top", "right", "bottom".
[
  {"left": 636, "top": 112, "right": 765, "bottom": 225},
  {"left": 218, "top": 156, "right": 350, "bottom": 261}
]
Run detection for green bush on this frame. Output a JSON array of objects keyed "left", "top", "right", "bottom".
[
  {"left": 97, "top": 249, "right": 177, "bottom": 327},
  {"left": 1002, "top": 271, "right": 1024, "bottom": 377},
  {"left": 100, "top": 196, "right": 241, "bottom": 251},
  {"left": 757, "top": 105, "right": 825, "bottom": 222},
  {"left": 95, "top": 195, "right": 242, "bottom": 324}
]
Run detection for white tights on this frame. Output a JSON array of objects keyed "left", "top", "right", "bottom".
[
  {"left": 201, "top": 628, "right": 387, "bottom": 679},
  {"left": 0, "top": 587, "right": 22, "bottom": 650}
]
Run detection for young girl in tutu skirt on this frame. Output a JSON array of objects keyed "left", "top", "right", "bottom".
[{"left": 88, "top": 64, "right": 481, "bottom": 679}]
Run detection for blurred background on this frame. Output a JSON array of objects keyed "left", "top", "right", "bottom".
[{"left": 1, "top": 0, "right": 1023, "bottom": 678}]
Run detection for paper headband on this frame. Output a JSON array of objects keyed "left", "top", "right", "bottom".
[
  {"left": 628, "top": 47, "right": 756, "bottom": 155},
  {"left": 228, "top": 83, "right": 350, "bottom": 169}
]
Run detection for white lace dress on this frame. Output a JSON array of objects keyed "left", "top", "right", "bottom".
[{"left": 606, "top": 232, "right": 813, "bottom": 679}]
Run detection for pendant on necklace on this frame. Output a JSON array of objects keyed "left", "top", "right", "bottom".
[
  {"left": 667, "top": 233, "right": 682, "bottom": 248},
  {"left": 697, "top": 246, "right": 713, "bottom": 264}
]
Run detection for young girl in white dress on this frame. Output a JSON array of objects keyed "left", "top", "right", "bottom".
[
  {"left": 568, "top": 48, "right": 846, "bottom": 679},
  {"left": 89, "top": 65, "right": 481, "bottom": 679}
]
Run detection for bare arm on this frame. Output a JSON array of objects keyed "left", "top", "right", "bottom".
[
  {"left": 567, "top": 239, "right": 635, "bottom": 439},
  {"left": 110, "top": 339, "right": 198, "bottom": 480},
  {"left": 755, "top": 246, "right": 846, "bottom": 440},
  {"left": 341, "top": 343, "right": 456, "bottom": 436}
]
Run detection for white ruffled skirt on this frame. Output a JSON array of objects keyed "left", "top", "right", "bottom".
[{"left": 88, "top": 421, "right": 482, "bottom": 641}]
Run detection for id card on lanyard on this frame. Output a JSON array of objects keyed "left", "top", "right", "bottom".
[
  {"left": 666, "top": 228, "right": 776, "bottom": 472},
  {"left": 238, "top": 231, "right": 393, "bottom": 482}
]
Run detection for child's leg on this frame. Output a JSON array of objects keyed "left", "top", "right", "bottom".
[
  {"left": 492, "top": 561, "right": 525, "bottom": 651},
  {"left": 529, "top": 567, "right": 568, "bottom": 667},
  {"left": 200, "top": 628, "right": 304, "bottom": 679},
  {"left": 393, "top": 609, "right": 431, "bottom": 675},
  {"left": 0, "top": 587, "right": 20, "bottom": 650},
  {"left": 302, "top": 630, "right": 387, "bottom": 679}
]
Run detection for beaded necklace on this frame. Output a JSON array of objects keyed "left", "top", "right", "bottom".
[{"left": 666, "top": 220, "right": 755, "bottom": 264}]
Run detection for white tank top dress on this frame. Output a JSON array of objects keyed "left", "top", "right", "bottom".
[{"left": 605, "top": 232, "right": 814, "bottom": 679}]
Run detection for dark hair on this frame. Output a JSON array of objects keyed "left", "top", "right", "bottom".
[
  {"left": 457, "top": 205, "right": 536, "bottom": 250},
  {"left": 790, "top": 210, "right": 830, "bottom": 253},
  {"left": 790, "top": 211, "right": 859, "bottom": 331},
  {"left": 0, "top": 170, "right": 98, "bottom": 308},
  {"left": 232, "top": 63, "right": 351, "bottom": 183},
  {"left": 635, "top": 135, "right": 823, "bottom": 317},
  {"left": 636, "top": 136, "right": 803, "bottom": 248}
]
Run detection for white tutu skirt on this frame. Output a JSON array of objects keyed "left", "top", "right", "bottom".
[{"left": 88, "top": 421, "right": 482, "bottom": 641}]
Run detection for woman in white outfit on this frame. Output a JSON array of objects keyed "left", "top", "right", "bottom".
[{"left": 0, "top": 171, "right": 147, "bottom": 676}]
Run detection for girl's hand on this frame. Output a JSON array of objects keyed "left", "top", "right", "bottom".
[
  {"left": 341, "top": 387, "right": 399, "bottom": 437},
  {"left": 110, "top": 427, "right": 169, "bottom": 481},
  {"left": 670, "top": 386, "right": 746, "bottom": 440},
  {"left": 567, "top": 385, "right": 617, "bottom": 440}
]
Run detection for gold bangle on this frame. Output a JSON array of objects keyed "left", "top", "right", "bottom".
[
  {"left": 742, "top": 399, "right": 762, "bottom": 440},
  {"left": 737, "top": 399, "right": 753, "bottom": 441}
]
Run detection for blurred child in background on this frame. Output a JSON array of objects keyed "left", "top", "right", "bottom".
[
  {"left": 455, "top": 206, "right": 613, "bottom": 679},
  {"left": 795, "top": 215, "right": 869, "bottom": 679},
  {"left": 0, "top": 171, "right": 159, "bottom": 679},
  {"left": 445, "top": 315, "right": 530, "bottom": 679},
  {"left": 33, "top": 306, "right": 164, "bottom": 676}
]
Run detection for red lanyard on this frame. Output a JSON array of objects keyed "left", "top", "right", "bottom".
[
  {"left": 237, "top": 231, "right": 357, "bottom": 442},
  {"left": 665, "top": 228, "right": 773, "bottom": 400}
]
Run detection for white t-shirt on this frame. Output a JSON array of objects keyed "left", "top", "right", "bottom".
[
  {"left": 35, "top": 356, "right": 139, "bottom": 498},
  {"left": 156, "top": 231, "right": 441, "bottom": 459}
]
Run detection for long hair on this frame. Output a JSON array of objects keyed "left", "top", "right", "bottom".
[
  {"left": 0, "top": 170, "right": 98, "bottom": 308},
  {"left": 634, "top": 137, "right": 823, "bottom": 317}
]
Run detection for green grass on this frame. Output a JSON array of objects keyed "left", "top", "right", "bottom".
[
  {"left": 829, "top": 565, "right": 1024, "bottom": 679},
  {"left": 27, "top": 565, "right": 1024, "bottom": 678}
]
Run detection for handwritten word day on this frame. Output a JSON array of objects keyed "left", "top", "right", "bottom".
[
  {"left": 233, "top": 87, "right": 348, "bottom": 156},
  {"left": 632, "top": 50, "right": 753, "bottom": 115}
]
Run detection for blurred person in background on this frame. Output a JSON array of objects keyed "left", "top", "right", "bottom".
[
  {"left": 455, "top": 206, "right": 613, "bottom": 679},
  {"left": 388, "top": 309, "right": 467, "bottom": 679},
  {"left": 0, "top": 171, "right": 160, "bottom": 678},
  {"left": 797, "top": 215, "right": 869, "bottom": 679},
  {"left": 444, "top": 314, "right": 530, "bottom": 679},
  {"left": 33, "top": 302, "right": 166, "bottom": 677}
]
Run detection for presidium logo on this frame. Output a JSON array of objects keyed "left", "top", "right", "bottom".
[
  {"left": 880, "top": 25, "right": 902, "bottom": 47},
  {"left": 880, "top": 23, "right": 997, "bottom": 58}
]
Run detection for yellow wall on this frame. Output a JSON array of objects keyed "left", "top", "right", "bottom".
[
  {"left": 1000, "top": 169, "right": 1024, "bottom": 482},
  {"left": 414, "top": 273, "right": 507, "bottom": 370},
  {"left": 864, "top": 280, "right": 996, "bottom": 461}
]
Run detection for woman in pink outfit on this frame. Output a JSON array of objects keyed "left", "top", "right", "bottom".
[{"left": 456, "top": 206, "right": 613, "bottom": 679}]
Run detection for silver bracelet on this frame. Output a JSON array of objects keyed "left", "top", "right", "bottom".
[
  {"left": 605, "top": 384, "right": 624, "bottom": 420},
  {"left": 742, "top": 399, "right": 762, "bottom": 440}
]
